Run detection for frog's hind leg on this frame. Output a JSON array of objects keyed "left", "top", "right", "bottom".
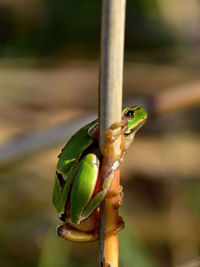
[
  {"left": 57, "top": 210, "right": 99, "bottom": 242},
  {"left": 57, "top": 224, "right": 99, "bottom": 242},
  {"left": 80, "top": 118, "right": 128, "bottom": 222}
]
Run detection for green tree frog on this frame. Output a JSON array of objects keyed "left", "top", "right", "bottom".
[{"left": 52, "top": 106, "right": 147, "bottom": 242}]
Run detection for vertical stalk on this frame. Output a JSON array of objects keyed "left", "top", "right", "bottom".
[{"left": 98, "top": 0, "right": 126, "bottom": 266}]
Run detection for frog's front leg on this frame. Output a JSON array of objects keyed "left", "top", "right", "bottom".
[
  {"left": 107, "top": 118, "right": 128, "bottom": 142},
  {"left": 102, "top": 118, "right": 128, "bottom": 199},
  {"left": 104, "top": 118, "right": 128, "bottom": 164}
]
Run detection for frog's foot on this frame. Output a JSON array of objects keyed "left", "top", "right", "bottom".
[
  {"left": 113, "top": 216, "right": 125, "bottom": 234},
  {"left": 57, "top": 223, "right": 99, "bottom": 242},
  {"left": 106, "top": 185, "right": 122, "bottom": 197},
  {"left": 106, "top": 216, "right": 124, "bottom": 235},
  {"left": 106, "top": 123, "right": 127, "bottom": 143},
  {"left": 113, "top": 195, "right": 124, "bottom": 209},
  {"left": 110, "top": 118, "right": 128, "bottom": 131},
  {"left": 105, "top": 117, "right": 128, "bottom": 142},
  {"left": 112, "top": 185, "right": 123, "bottom": 197},
  {"left": 106, "top": 185, "right": 124, "bottom": 209}
]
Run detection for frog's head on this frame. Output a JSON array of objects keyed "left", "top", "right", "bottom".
[{"left": 122, "top": 106, "right": 147, "bottom": 137}]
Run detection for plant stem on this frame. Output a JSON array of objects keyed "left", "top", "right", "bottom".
[
  {"left": 98, "top": 0, "right": 126, "bottom": 266},
  {"left": 104, "top": 169, "right": 120, "bottom": 267}
]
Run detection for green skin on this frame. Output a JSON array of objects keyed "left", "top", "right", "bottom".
[{"left": 52, "top": 106, "right": 147, "bottom": 241}]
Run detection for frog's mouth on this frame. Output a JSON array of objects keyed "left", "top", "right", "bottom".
[{"left": 124, "top": 118, "right": 147, "bottom": 136}]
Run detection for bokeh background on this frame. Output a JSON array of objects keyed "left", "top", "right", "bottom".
[{"left": 0, "top": 0, "right": 200, "bottom": 266}]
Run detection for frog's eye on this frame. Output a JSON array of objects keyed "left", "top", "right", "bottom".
[{"left": 125, "top": 109, "right": 134, "bottom": 118}]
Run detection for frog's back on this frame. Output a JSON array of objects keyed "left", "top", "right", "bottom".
[{"left": 57, "top": 120, "right": 97, "bottom": 177}]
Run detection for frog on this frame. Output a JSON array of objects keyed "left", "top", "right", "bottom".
[{"left": 52, "top": 106, "right": 147, "bottom": 242}]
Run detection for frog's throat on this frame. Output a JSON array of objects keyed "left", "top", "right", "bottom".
[{"left": 125, "top": 118, "right": 147, "bottom": 136}]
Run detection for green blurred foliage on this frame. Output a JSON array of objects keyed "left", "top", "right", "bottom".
[
  {"left": 119, "top": 212, "right": 157, "bottom": 267},
  {"left": 0, "top": 0, "right": 174, "bottom": 57},
  {"left": 38, "top": 229, "right": 71, "bottom": 267}
]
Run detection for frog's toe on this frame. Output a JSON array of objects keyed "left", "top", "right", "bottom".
[{"left": 113, "top": 216, "right": 125, "bottom": 234}]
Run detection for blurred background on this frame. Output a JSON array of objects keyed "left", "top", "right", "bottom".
[{"left": 0, "top": 0, "right": 200, "bottom": 266}]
